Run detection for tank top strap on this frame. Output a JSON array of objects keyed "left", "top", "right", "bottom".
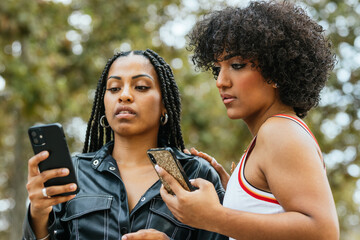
[{"left": 239, "top": 135, "right": 280, "bottom": 204}]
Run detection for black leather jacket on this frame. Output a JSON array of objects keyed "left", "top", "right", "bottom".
[{"left": 23, "top": 141, "right": 227, "bottom": 240}]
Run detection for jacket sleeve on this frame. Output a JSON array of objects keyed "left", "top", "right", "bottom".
[{"left": 22, "top": 204, "right": 67, "bottom": 240}]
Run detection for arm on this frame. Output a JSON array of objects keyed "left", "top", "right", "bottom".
[
  {"left": 23, "top": 151, "right": 77, "bottom": 239},
  {"left": 158, "top": 124, "right": 339, "bottom": 240},
  {"left": 191, "top": 158, "right": 228, "bottom": 240}
]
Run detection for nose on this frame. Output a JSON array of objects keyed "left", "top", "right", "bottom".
[
  {"left": 118, "top": 85, "right": 133, "bottom": 103},
  {"left": 215, "top": 68, "right": 231, "bottom": 89}
]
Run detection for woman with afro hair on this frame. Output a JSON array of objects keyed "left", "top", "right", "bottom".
[{"left": 156, "top": 1, "right": 339, "bottom": 239}]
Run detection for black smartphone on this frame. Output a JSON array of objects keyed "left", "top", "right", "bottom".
[
  {"left": 147, "top": 147, "right": 193, "bottom": 195},
  {"left": 28, "top": 123, "right": 79, "bottom": 196}
]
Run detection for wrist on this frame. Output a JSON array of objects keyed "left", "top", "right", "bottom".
[
  {"left": 30, "top": 205, "right": 51, "bottom": 220},
  {"left": 202, "top": 203, "right": 224, "bottom": 233},
  {"left": 37, "top": 233, "right": 50, "bottom": 240}
]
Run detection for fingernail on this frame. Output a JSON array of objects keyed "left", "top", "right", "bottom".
[
  {"left": 154, "top": 164, "right": 160, "bottom": 172},
  {"left": 62, "top": 168, "right": 69, "bottom": 174},
  {"left": 70, "top": 184, "right": 77, "bottom": 190},
  {"left": 189, "top": 179, "right": 194, "bottom": 182},
  {"left": 211, "top": 158, "right": 217, "bottom": 165},
  {"left": 41, "top": 151, "right": 48, "bottom": 157},
  {"left": 122, "top": 236, "right": 127, "bottom": 240}
]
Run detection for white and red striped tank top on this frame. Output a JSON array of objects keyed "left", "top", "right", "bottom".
[{"left": 223, "top": 114, "right": 323, "bottom": 237}]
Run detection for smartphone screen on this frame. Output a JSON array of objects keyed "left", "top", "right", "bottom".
[{"left": 28, "top": 123, "right": 79, "bottom": 196}]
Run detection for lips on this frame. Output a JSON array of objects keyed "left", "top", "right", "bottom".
[
  {"left": 220, "top": 93, "right": 236, "bottom": 104},
  {"left": 115, "top": 105, "right": 136, "bottom": 117}
]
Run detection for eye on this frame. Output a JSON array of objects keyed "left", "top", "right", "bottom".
[
  {"left": 106, "top": 87, "right": 121, "bottom": 92},
  {"left": 231, "top": 63, "right": 246, "bottom": 70},
  {"left": 135, "top": 86, "right": 150, "bottom": 91}
]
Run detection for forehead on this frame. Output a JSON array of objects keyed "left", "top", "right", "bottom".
[
  {"left": 108, "top": 54, "right": 157, "bottom": 79},
  {"left": 216, "top": 51, "right": 244, "bottom": 62}
]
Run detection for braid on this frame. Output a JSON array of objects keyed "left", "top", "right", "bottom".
[
  {"left": 83, "top": 49, "right": 185, "bottom": 153},
  {"left": 144, "top": 49, "right": 185, "bottom": 150},
  {"left": 82, "top": 52, "right": 127, "bottom": 153}
]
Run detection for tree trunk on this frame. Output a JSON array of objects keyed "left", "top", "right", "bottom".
[{"left": 8, "top": 108, "right": 28, "bottom": 240}]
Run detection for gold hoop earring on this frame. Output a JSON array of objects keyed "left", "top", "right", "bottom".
[
  {"left": 160, "top": 113, "right": 168, "bottom": 126},
  {"left": 100, "top": 115, "right": 110, "bottom": 128}
]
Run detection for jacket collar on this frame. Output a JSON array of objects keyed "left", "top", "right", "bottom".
[{"left": 91, "top": 141, "right": 114, "bottom": 170}]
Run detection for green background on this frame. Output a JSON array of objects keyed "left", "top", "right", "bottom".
[{"left": 0, "top": 0, "right": 359, "bottom": 239}]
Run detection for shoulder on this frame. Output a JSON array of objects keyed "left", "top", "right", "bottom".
[
  {"left": 257, "top": 116, "right": 317, "bottom": 152},
  {"left": 172, "top": 148, "right": 221, "bottom": 183},
  {"left": 256, "top": 116, "right": 323, "bottom": 172}
]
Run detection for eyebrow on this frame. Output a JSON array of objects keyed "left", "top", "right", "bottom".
[
  {"left": 107, "top": 74, "right": 154, "bottom": 81},
  {"left": 223, "top": 53, "right": 241, "bottom": 61}
]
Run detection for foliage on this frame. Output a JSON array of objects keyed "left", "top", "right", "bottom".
[{"left": 0, "top": 0, "right": 359, "bottom": 239}]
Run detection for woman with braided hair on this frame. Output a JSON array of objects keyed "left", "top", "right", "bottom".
[{"left": 23, "top": 49, "right": 226, "bottom": 240}]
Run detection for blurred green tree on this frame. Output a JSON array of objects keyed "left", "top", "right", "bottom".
[
  {"left": 0, "top": 0, "right": 183, "bottom": 239},
  {"left": 0, "top": 0, "right": 359, "bottom": 239}
]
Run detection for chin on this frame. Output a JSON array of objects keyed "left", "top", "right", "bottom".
[{"left": 226, "top": 110, "right": 242, "bottom": 120}]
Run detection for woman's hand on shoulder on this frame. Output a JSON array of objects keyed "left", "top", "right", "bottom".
[
  {"left": 184, "top": 148, "right": 230, "bottom": 190},
  {"left": 122, "top": 229, "right": 169, "bottom": 240},
  {"left": 26, "top": 151, "right": 76, "bottom": 219}
]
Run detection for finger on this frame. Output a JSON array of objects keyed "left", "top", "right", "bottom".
[
  {"left": 189, "top": 148, "right": 214, "bottom": 164},
  {"left": 189, "top": 178, "right": 212, "bottom": 189},
  {"left": 199, "top": 152, "right": 215, "bottom": 164},
  {"left": 155, "top": 165, "right": 185, "bottom": 195},
  {"left": 30, "top": 194, "right": 76, "bottom": 213},
  {"left": 123, "top": 231, "right": 147, "bottom": 239},
  {"left": 43, "top": 194, "right": 76, "bottom": 209},
  {"left": 39, "top": 168, "right": 70, "bottom": 183},
  {"left": 213, "top": 163, "right": 230, "bottom": 179},
  {"left": 122, "top": 229, "right": 168, "bottom": 240},
  {"left": 183, "top": 148, "right": 190, "bottom": 154},
  {"left": 43, "top": 183, "right": 77, "bottom": 197},
  {"left": 28, "top": 151, "right": 49, "bottom": 178},
  {"left": 159, "top": 184, "right": 178, "bottom": 207},
  {"left": 189, "top": 147, "right": 199, "bottom": 155}
]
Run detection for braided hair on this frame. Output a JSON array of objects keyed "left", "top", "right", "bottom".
[{"left": 82, "top": 49, "right": 185, "bottom": 153}]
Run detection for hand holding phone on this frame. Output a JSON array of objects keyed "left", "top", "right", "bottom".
[
  {"left": 28, "top": 123, "right": 79, "bottom": 196},
  {"left": 147, "top": 147, "right": 193, "bottom": 195}
]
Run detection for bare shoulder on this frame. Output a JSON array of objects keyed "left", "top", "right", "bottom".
[{"left": 256, "top": 116, "right": 322, "bottom": 170}]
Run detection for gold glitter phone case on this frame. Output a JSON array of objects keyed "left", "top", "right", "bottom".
[{"left": 147, "top": 147, "right": 193, "bottom": 195}]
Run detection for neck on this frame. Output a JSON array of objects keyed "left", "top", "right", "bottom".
[
  {"left": 112, "top": 133, "right": 159, "bottom": 167},
  {"left": 244, "top": 104, "right": 295, "bottom": 136}
]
